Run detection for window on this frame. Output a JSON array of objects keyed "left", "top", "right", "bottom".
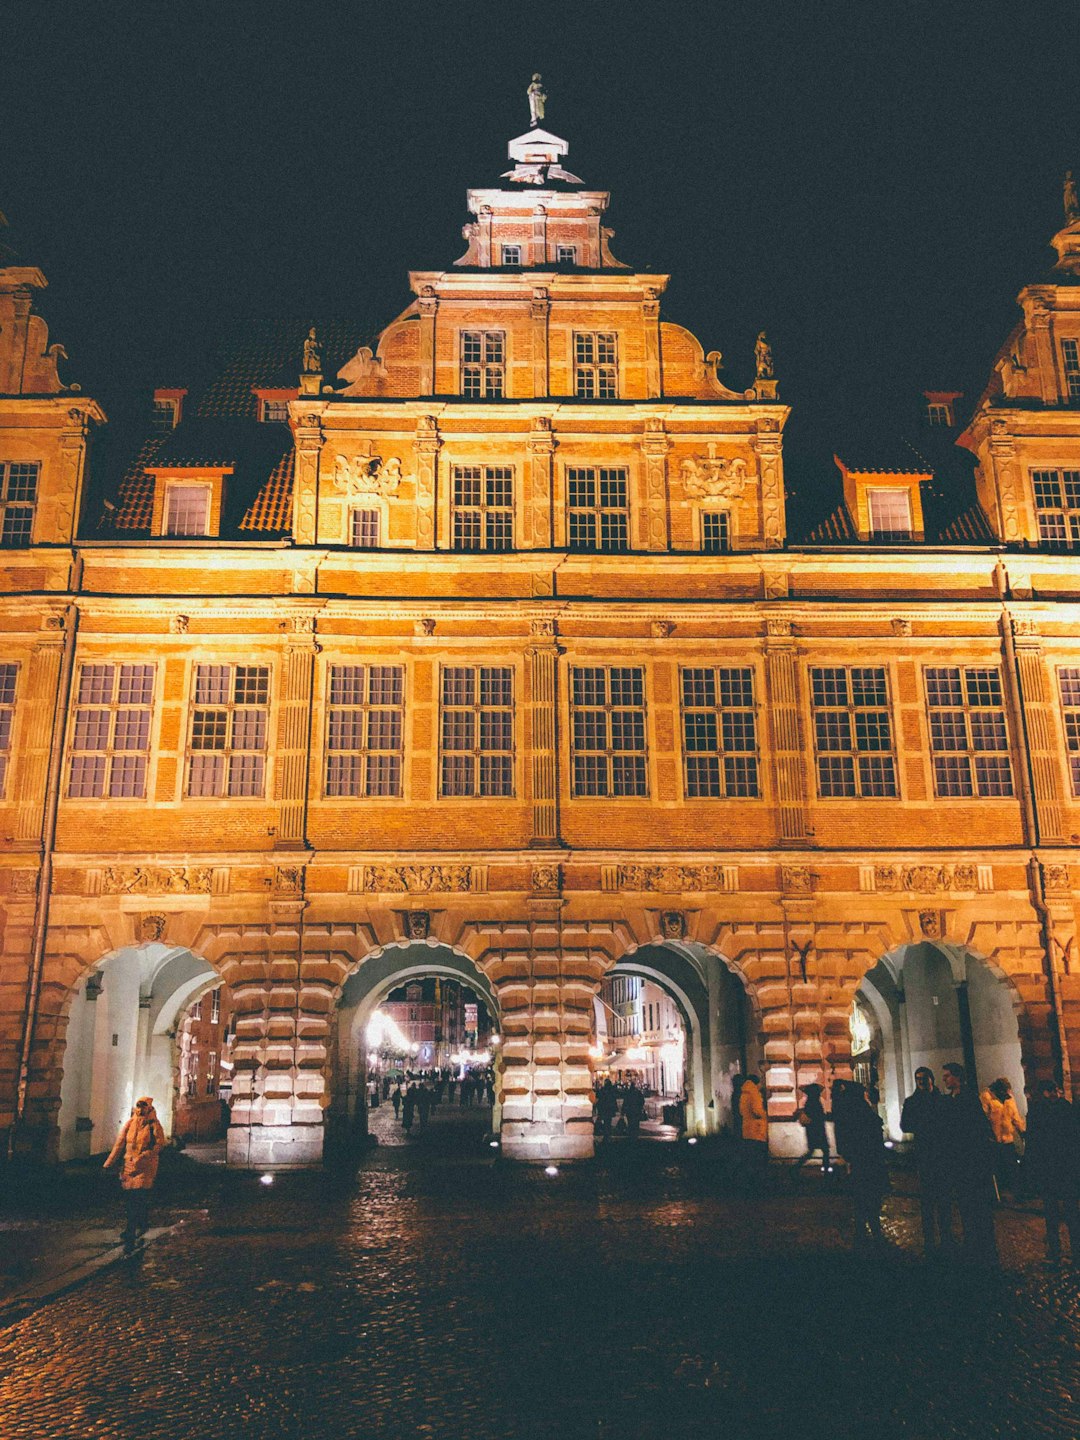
[
  {"left": 188, "top": 664, "right": 269, "bottom": 798},
  {"left": 325, "top": 664, "right": 404, "bottom": 798},
  {"left": 1062, "top": 339, "right": 1080, "bottom": 402},
  {"left": 260, "top": 399, "right": 290, "bottom": 423},
  {"left": 440, "top": 666, "right": 514, "bottom": 797},
  {"left": 556, "top": 245, "right": 577, "bottom": 264},
  {"left": 185, "top": 1061, "right": 198, "bottom": 1098},
  {"left": 925, "top": 666, "right": 1014, "bottom": 797},
  {"left": 867, "top": 488, "right": 913, "bottom": 541},
  {"left": 350, "top": 509, "right": 380, "bottom": 549},
  {"left": 701, "top": 511, "right": 730, "bottom": 553},
  {"left": 0, "top": 462, "right": 39, "bottom": 548},
  {"left": 810, "top": 667, "right": 897, "bottom": 798},
  {"left": 69, "top": 663, "right": 155, "bottom": 799},
  {"left": 571, "top": 666, "right": 647, "bottom": 797},
  {"left": 151, "top": 398, "right": 178, "bottom": 432},
  {"left": 210, "top": 988, "right": 221, "bottom": 1024},
  {"left": 681, "top": 667, "right": 759, "bottom": 797},
  {"left": 164, "top": 485, "right": 210, "bottom": 537},
  {"left": 501, "top": 244, "right": 522, "bottom": 265},
  {"left": 452, "top": 467, "right": 513, "bottom": 551},
  {"left": 567, "top": 467, "right": 629, "bottom": 552},
  {"left": 1059, "top": 667, "right": 1080, "bottom": 796},
  {"left": 574, "top": 332, "right": 618, "bottom": 398},
  {"left": 461, "top": 331, "right": 505, "bottom": 398},
  {"left": 0, "top": 663, "right": 17, "bottom": 796},
  {"left": 926, "top": 402, "right": 953, "bottom": 427},
  {"left": 1031, "top": 470, "right": 1080, "bottom": 548},
  {"left": 206, "top": 1051, "right": 217, "bottom": 1096}
]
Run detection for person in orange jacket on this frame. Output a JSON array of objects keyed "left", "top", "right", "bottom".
[
  {"left": 104, "top": 1096, "right": 166, "bottom": 1246},
  {"left": 739, "top": 1074, "right": 769, "bottom": 1187}
]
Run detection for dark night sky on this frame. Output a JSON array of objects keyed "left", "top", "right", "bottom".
[{"left": 1, "top": 2, "right": 1078, "bottom": 484}]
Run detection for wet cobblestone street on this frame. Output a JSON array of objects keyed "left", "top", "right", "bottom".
[{"left": 2, "top": 1111, "right": 1079, "bottom": 1440}]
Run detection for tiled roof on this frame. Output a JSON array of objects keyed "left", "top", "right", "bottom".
[
  {"left": 834, "top": 438, "right": 933, "bottom": 475},
  {"left": 938, "top": 502, "right": 995, "bottom": 544},
  {"left": 109, "top": 432, "right": 171, "bottom": 530},
  {"left": 196, "top": 318, "right": 378, "bottom": 420},
  {"left": 805, "top": 505, "right": 857, "bottom": 543},
  {"left": 240, "top": 445, "right": 294, "bottom": 532}
]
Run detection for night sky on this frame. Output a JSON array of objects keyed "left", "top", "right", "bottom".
[{"left": 1, "top": 2, "right": 1078, "bottom": 485}]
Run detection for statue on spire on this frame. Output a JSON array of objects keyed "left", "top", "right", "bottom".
[
  {"left": 302, "top": 326, "right": 322, "bottom": 374},
  {"left": 527, "top": 74, "right": 547, "bottom": 129},
  {"left": 1065, "top": 169, "right": 1080, "bottom": 226}
]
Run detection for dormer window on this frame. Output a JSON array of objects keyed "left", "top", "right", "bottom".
[
  {"left": 501, "top": 244, "right": 522, "bottom": 266},
  {"left": 261, "top": 399, "right": 290, "bottom": 423},
  {"left": 926, "top": 403, "right": 952, "bottom": 427},
  {"left": 151, "top": 389, "right": 186, "bottom": 431},
  {"left": 164, "top": 484, "right": 211, "bottom": 537},
  {"left": 867, "top": 489, "right": 913, "bottom": 541},
  {"left": 556, "top": 245, "right": 577, "bottom": 264},
  {"left": 149, "top": 466, "right": 229, "bottom": 538}
]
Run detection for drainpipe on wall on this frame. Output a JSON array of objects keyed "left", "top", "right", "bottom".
[
  {"left": 1028, "top": 857, "right": 1072, "bottom": 1094},
  {"left": 9, "top": 599, "right": 79, "bottom": 1161}
]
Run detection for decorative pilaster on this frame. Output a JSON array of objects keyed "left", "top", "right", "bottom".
[
  {"left": 526, "top": 618, "right": 562, "bottom": 846},
  {"left": 642, "top": 287, "right": 662, "bottom": 399},
  {"left": 530, "top": 204, "right": 547, "bottom": 266},
  {"left": 274, "top": 615, "right": 319, "bottom": 849},
  {"left": 526, "top": 416, "right": 555, "bottom": 547},
  {"left": 14, "top": 612, "right": 69, "bottom": 846},
  {"left": 53, "top": 408, "right": 90, "bottom": 545},
  {"left": 478, "top": 205, "right": 493, "bottom": 266},
  {"left": 640, "top": 417, "right": 671, "bottom": 551},
  {"left": 1009, "top": 617, "right": 1067, "bottom": 843},
  {"left": 292, "top": 413, "right": 322, "bottom": 546},
  {"left": 1027, "top": 292, "right": 1059, "bottom": 404},
  {"left": 752, "top": 417, "right": 786, "bottom": 549},
  {"left": 762, "top": 618, "right": 810, "bottom": 845},
  {"left": 417, "top": 285, "right": 438, "bottom": 395},
  {"left": 530, "top": 287, "right": 550, "bottom": 400},
  {"left": 414, "top": 414, "right": 441, "bottom": 549}
]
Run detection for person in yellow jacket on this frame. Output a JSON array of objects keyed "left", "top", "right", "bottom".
[
  {"left": 984, "top": 1077, "right": 1025, "bottom": 1197},
  {"left": 104, "top": 1096, "right": 166, "bottom": 1245},
  {"left": 738, "top": 1074, "right": 769, "bottom": 1188}
]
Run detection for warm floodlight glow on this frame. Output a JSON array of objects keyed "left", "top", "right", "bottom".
[{"left": 367, "top": 1009, "right": 412, "bottom": 1053}]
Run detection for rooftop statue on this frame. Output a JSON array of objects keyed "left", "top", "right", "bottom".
[
  {"left": 755, "top": 331, "right": 775, "bottom": 380},
  {"left": 1065, "top": 169, "right": 1080, "bottom": 226},
  {"left": 528, "top": 74, "right": 547, "bottom": 128},
  {"left": 302, "top": 326, "right": 322, "bottom": 374}
]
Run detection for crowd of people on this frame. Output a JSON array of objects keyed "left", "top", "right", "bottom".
[{"left": 381, "top": 1067, "right": 496, "bottom": 1135}]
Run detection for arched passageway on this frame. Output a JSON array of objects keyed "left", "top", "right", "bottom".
[
  {"left": 598, "top": 942, "right": 761, "bottom": 1139},
  {"left": 331, "top": 941, "right": 501, "bottom": 1148},
  {"left": 855, "top": 941, "right": 1026, "bottom": 1140},
  {"left": 57, "top": 943, "right": 224, "bottom": 1160}
]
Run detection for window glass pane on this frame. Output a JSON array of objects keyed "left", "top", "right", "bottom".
[
  {"left": 164, "top": 486, "right": 209, "bottom": 537},
  {"left": 78, "top": 665, "right": 115, "bottom": 705}
]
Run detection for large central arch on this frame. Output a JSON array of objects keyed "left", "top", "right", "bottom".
[{"left": 331, "top": 939, "right": 501, "bottom": 1140}]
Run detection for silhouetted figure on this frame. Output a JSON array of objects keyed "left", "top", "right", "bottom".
[
  {"left": 595, "top": 1080, "right": 618, "bottom": 1141},
  {"left": 391, "top": 1085, "right": 402, "bottom": 1119},
  {"left": 402, "top": 1084, "right": 417, "bottom": 1133},
  {"left": 1025, "top": 1079, "right": 1080, "bottom": 1266},
  {"left": 830, "top": 1079, "right": 856, "bottom": 1170},
  {"left": 623, "top": 1081, "right": 645, "bottom": 1139},
  {"left": 738, "top": 1074, "right": 768, "bottom": 1188},
  {"left": 796, "top": 1083, "right": 831, "bottom": 1174},
  {"left": 940, "top": 1062, "right": 999, "bottom": 1266},
  {"left": 900, "top": 1066, "right": 950, "bottom": 1253},
  {"left": 845, "top": 1082, "right": 888, "bottom": 1251},
  {"left": 417, "top": 1084, "right": 432, "bottom": 1129}
]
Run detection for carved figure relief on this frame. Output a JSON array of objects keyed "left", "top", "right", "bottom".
[
  {"left": 406, "top": 910, "right": 431, "bottom": 940},
  {"left": 333, "top": 451, "right": 406, "bottom": 497},
  {"left": 617, "top": 864, "right": 727, "bottom": 893},
  {"left": 272, "top": 866, "right": 305, "bottom": 896},
  {"left": 139, "top": 913, "right": 167, "bottom": 943},
  {"left": 360, "top": 864, "right": 472, "bottom": 893},
  {"left": 781, "top": 865, "right": 814, "bottom": 896},
  {"left": 679, "top": 445, "right": 751, "bottom": 500},
  {"left": 530, "top": 863, "right": 562, "bottom": 895},
  {"left": 170, "top": 615, "right": 189, "bottom": 635},
  {"left": 101, "top": 865, "right": 213, "bottom": 895},
  {"left": 660, "top": 910, "right": 685, "bottom": 940},
  {"left": 873, "top": 863, "right": 977, "bottom": 894},
  {"left": 919, "top": 909, "right": 943, "bottom": 940}
]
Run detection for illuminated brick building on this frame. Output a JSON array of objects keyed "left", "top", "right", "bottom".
[{"left": 1, "top": 106, "right": 1079, "bottom": 1168}]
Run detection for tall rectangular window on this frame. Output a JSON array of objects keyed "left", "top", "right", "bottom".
[
  {"left": 210, "top": 988, "right": 221, "bottom": 1025},
  {"left": 573, "top": 332, "right": 618, "bottom": 398},
  {"left": 867, "top": 489, "right": 913, "bottom": 541},
  {"left": 567, "top": 467, "right": 629, "bottom": 552},
  {"left": 0, "top": 462, "right": 39, "bottom": 548},
  {"left": 1031, "top": 469, "right": 1080, "bottom": 548},
  {"left": 205, "top": 1051, "right": 217, "bottom": 1096},
  {"left": 571, "top": 666, "right": 647, "bottom": 797},
  {"left": 440, "top": 666, "right": 514, "bottom": 797},
  {"left": 1062, "top": 339, "right": 1080, "bottom": 402},
  {"left": 350, "top": 509, "right": 380, "bottom": 548},
  {"left": 681, "top": 666, "right": 759, "bottom": 798},
  {"left": 810, "top": 667, "right": 898, "bottom": 798},
  {"left": 188, "top": 664, "right": 269, "bottom": 798},
  {"left": 925, "top": 666, "right": 1014, "bottom": 798},
  {"left": 701, "top": 511, "right": 730, "bottom": 553},
  {"left": 325, "top": 664, "right": 404, "bottom": 798},
  {"left": 461, "top": 331, "right": 505, "bottom": 398},
  {"left": 452, "top": 467, "right": 513, "bottom": 551},
  {"left": 1059, "top": 667, "right": 1080, "bottom": 796},
  {"left": 69, "top": 663, "right": 155, "bottom": 799},
  {"left": 0, "top": 663, "right": 18, "bottom": 797},
  {"left": 164, "top": 485, "right": 210, "bottom": 537}
]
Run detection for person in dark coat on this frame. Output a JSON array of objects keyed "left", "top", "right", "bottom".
[
  {"left": 1025, "top": 1079, "right": 1080, "bottom": 1266},
  {"left": 402, "top": 1084, "right": 417, "bottom": 1133},
  {"left": 622, "top": 1080, "right": 646, "bottom": 1139},
  {"left": 417, "top": 1083, "right": 432, "bottom": 1129},
  {"left": 795, "top": 1083, "right": 831, "bottom": 1174},
  {"left": 830, "top": 1079, "right": 855, "bottom": 1170},
  {"left": 900, "top": 1066, "right": 951, "bottom": 1253},
  {"left": 595, "top": 1080, "right": 618, "bottom": 1141},
  {"left": 391, "top": 1083, "right": 402, "bottom": 1119},
  {"left": 940, "top": 1062, "right": 999, "bottom": 1266},
  {"left": 844, "top": 1083, "right": 888, "bottom": 1250}
]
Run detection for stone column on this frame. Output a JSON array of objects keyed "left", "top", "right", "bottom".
[
  {"left": 752, "top": 418, "right": 786, "bottom": 549},
  {"left": 1008, "top": 616, "right": 1067, "bottom": 844},
  {"left": 585, "top": 207, "right": 602, "bottom": 268},
  {"left": 14, "top": 612, "right": 69, "bottom": 847},
  {"left": 762, "top": 618, "right": 810, "bottom": 845},
  {"left": 530, "top": 287, "right": 550, "bottom": 400},
  {"left": 274, "top": 615, "right": 319, "bottom": 850},
  {"left": 530, "top": 204, "right": 547, "bottom": 266},
  {"left": 478, "top": 206, "right": 493, "bottom": 267},
  {"left": 642, "top": 288, "right": 662, "bottom": 399},
  {"left": 526, "top": 618, "right": 562, "bottom": 847},
  {"left": 640, "top": 417, "right": 671, "bottom": 551},
  {"left": 417, "top": 286, "right": 438, "bottom": 396},
  {"left": 292, "top": 413, "right": 322, "bottom": 546},
  {"left": 489, "top": 909, "right": 606, "bottom": 1161},
  {"left": 414, "top": 414, "right": 441, "bottom": 550},
  {"left": 526, "top": 415, "right": 555, "bottom": 547}
]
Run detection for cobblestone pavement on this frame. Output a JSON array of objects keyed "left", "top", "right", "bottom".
[{"left": 1, "top": 1112, "right": 1079, "bottom": 1440}]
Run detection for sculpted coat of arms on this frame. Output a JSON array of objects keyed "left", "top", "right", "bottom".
[
  {"left": 678, "top": 445, "right": 751, "bottom": 501},
  {"left": 333, "top": 451, "right": 407, "bottom": 497}
]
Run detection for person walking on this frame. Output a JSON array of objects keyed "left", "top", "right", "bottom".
[
  {"left": 1025, "top": 1079, "right": 1080, "bottom": 1267},
  {"left": 402, "top": 1083, "right": 416, "bottom": 1134},
  {"left": 984, "top": 1077, "right": 1025, "bottom": 1197},
  {"left": 900, "top": 1066, "right": 951, "bottom": 1253},
  {"left": 623, "top": 1080, "right": 645, "bottom": 1139},
  {"left": 417, "top": 1082, "right": 432, "bottom": 1130},
  {"left": 103, "top": 1096, "right": 166, "bottom": 1246},
  {"left": 845, "top": 1082, "right": 888, "bottom": 1251},
  {"left": 795, "top": 1083, "right": 831, "bottom": 1175},
  {"left": 738, "top": 1074, "right": 768, "bottom": 1188},
  {"left": 940, "top": 1062, "right": 999, "bottom": 1266},
  {"left": 595, "top": 1079, "right": 618, "bottom": 1141},
  {"left": 391, "top": 1083, "right": 402, "bottom": 1119}
]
